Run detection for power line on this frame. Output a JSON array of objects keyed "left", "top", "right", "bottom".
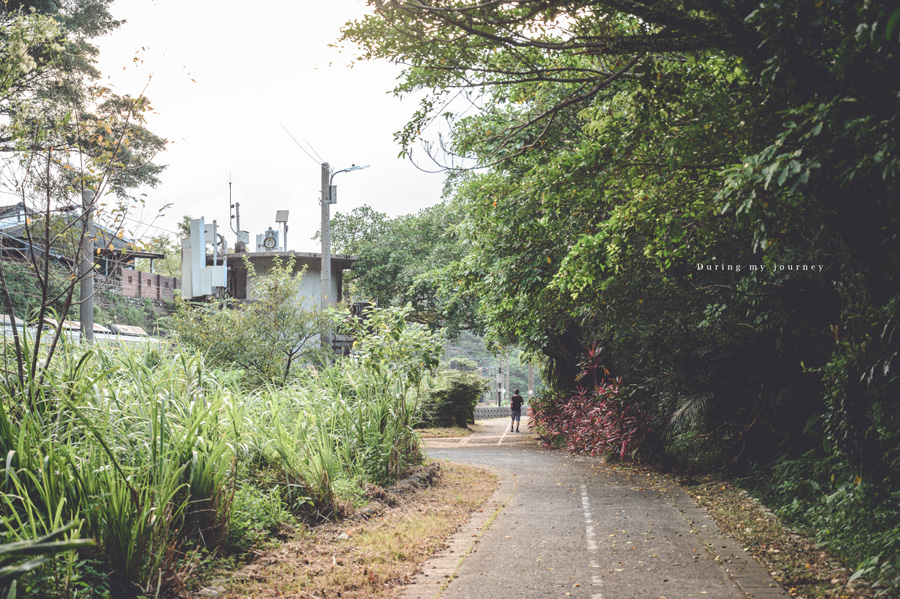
[
  {"left": 115, "top": 214, "right": 179, "bottom": 237},
  {"left": 300, "top": 131, "right": 325, "bottom": 164},
  {"left": 279, "top": 121, "right": 323, "bottom": 166},
  {"left": 193, "top": 0, "right": 215, "bottom": 27}
]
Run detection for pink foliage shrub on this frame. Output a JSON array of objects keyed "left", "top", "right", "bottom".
[{"left": 530, "top": 378, "right": 651, "bottom": 460}]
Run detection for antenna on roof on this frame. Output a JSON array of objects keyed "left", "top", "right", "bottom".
[{"left": 228, "top": 174, "right": 238, "bottom": 235}]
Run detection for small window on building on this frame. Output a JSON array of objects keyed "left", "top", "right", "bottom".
[
  {"left": 128, "top": 276, "right": 133, "bottom": 283},
  {"left": 164, "top": 282, "right": 169, "bottom": 289}
]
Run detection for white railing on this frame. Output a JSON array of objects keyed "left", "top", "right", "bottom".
[
  {"left": 474, "top": 406, "right": 525, "bottom": 420},
  {"left": 1, "top": 325, "right": 159, "bottom": 347}
]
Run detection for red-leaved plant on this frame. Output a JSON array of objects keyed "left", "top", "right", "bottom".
[{"left": 529, "top": 346, "right": 651, "bottom": 460}]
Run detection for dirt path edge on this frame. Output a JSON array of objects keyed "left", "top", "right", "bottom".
[{"left": 398, "top": 466, "right": 517, "bottom": 599}]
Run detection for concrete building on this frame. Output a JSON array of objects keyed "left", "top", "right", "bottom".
[{"left": 223, "top": 251, "right": 356, "bottom": 306}]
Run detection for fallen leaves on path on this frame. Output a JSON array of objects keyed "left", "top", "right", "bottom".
[{"left": 683, "top": 478, "right": 875, "bottom": 599}]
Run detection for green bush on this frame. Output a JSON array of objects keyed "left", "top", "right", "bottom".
[
  {"left": 95, "top": 293, "right": 163, "bottom": 331},
  {"left": 170, "top": 256, "right": 329, "bottom": 387},
  {"left": 226, "top": 484, "right": 297, "bottom": 554},
  {"left": 751, "top": 456, "right": 900, "bottom": 596},
  {"left": 420, "top": 369, "right": 488, "bottom": 428},
  {"left": 0, "top": 261, "right": 78, "bottom": 321}
]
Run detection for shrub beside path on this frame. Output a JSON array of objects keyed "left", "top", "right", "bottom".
[{"left": 410, "top": 418, "right": 789, "bottom": 599}]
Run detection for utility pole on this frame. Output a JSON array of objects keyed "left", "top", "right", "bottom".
[
  {"left": 320, "top": 162, "right": 332, "bottom": 350},
  {"left": 79, "top": 189, "right": 95, "bottom": 343},
  {"left": 496, "top": 361, "right": 503, "bottom": 407},
  {"left": 528, "top": 363, "right": 535, "bottom": 401},
  {"left": 319, "top": 162, "right": 369, "bottom": 351}
]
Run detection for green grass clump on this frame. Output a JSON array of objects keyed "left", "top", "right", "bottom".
[{"left": 0, "top": 340, "right": 430, "bottom": 598}]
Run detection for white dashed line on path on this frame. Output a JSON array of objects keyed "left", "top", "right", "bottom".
[
  {"left": 581, "top": 483, "right": 604, "bottom": 599},
  {"left": 498, "top": 421, "right": 511, "bottom": 445}
]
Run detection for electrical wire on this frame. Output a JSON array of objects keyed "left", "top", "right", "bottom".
[
  {"left": 115, "top": 214, "right": 180, "bottom": 237},
  {"left": 279, "top": 121, "right": 324, "bottom": 166},
  {"left": 193, "top": 0, "right": 215, "bottom": 27},
  {"left": 301, "top": 132, "right": 325, "bottom": 164}
]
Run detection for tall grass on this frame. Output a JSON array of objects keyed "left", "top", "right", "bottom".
[
  {"left": 244, "top": 358, "right": 424, "bottom": 518},
  {"left": 0, "top": 343, "right": 238, "bottom": 596},
  {"left": 0, "top": 340, "right": 430, "bottom": 598}
]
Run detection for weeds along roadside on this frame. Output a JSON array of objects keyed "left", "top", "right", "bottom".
[{"left": 0, "top": 340, "right": 434, "bottom": 599}]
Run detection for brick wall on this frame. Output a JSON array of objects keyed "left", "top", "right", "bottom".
[{"left": 115, "top": 268, "right": 181, "bottom": 303}]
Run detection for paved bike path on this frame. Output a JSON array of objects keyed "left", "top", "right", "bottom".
[{"left": 403, "top": 419, "right": 787, "bottom": 599}]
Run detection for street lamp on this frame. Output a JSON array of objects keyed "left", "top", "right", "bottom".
[
  {"left": 320, "top": 162, "right": 370, "bottom": 349},
  {"left": 328, "top": 164, "right": 370, "bottom": 207}
]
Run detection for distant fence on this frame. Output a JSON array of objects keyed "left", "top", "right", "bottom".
[{"left": 474, "top": 406, "right": 528, "bottom": 420}]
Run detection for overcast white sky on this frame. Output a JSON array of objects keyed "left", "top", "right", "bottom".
[{"left": 94, "top": 0, "right": 447, "bottom": 252}]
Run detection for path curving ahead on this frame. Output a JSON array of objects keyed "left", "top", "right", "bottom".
[{"left": 403, "top": 418, "right": 788, "bottom": 599}]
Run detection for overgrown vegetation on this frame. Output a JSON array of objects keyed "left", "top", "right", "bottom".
[
  {"left": 530, "top": 346, "right": 651, "bottom": 459},
  {"left": 171, "top": 256, "right": 330, "bottom": 386},
  {"left": 0, "top": 312, "right": 440, "bottom": 597},
  {"left": 0, "top": 262, "right": 78, "bottom": 322},
  {"left": 0, "top": 259, "right": 169, "bottom": 333},
  {"left": 419, "top": 364, "right": 488, "bottom": 428},
  {"left": 0, "top": 0, "right": 166, "bottom": 417},
  {"left": 341, "top": 1, "right": 900, "bottom": 593},
  {"left": 95, "top": 293, "right": 168, "bottom": 332}
]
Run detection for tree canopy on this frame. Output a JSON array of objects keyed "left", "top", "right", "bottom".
[
  {"left": 0, "top": 0, "right": 166, "bottom": 196},
  {"left": 327, "top": 202, "right": 479, "bottom": 333},
  {"left": 341, "top": 4, "right": 900, "bottom": 584},
  {"left": 0, "top": 0, "right": 167, "bottom": 398},
  {"left": 341, "top": 0, "right": 900, "bottom": 462}
]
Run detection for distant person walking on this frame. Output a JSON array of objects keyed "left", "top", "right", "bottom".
[{"left": 510, "top": 389, "right": 524, "bottom": 432}]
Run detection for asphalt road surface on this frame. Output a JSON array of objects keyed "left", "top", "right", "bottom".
[{"left": 405, "top": 418, "right": 788, "bottom": 599}]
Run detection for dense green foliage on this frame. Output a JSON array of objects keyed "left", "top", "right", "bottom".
[
  {"left": 94, "top": 294, "right": 167, "bottom": 333},
  {"left": 171, "top": 257, "right": 330, "bottom": 386},
  {"left": 0, "top": 329, "right": 437, "bottom": 597},
  {"left": 420, "top": 364, "right": 488, "bottom": 427},
  {"left": 0, "top": 0, "right": 166, "bottom": 191},
  {"left": 328, "top": 203, "right": 476, "bottom": 333},
  {"left": 0, "top": 524, "right": 94, "bottom": 599},
  {"left": 0, "top": 260, "right": 168, "bottom": 333},
  {"left": 342, "top": 0, "right": 900, "bottom": 591},
  {"left": 0, "top": 262, "right": 78, "bottom": 322}
]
